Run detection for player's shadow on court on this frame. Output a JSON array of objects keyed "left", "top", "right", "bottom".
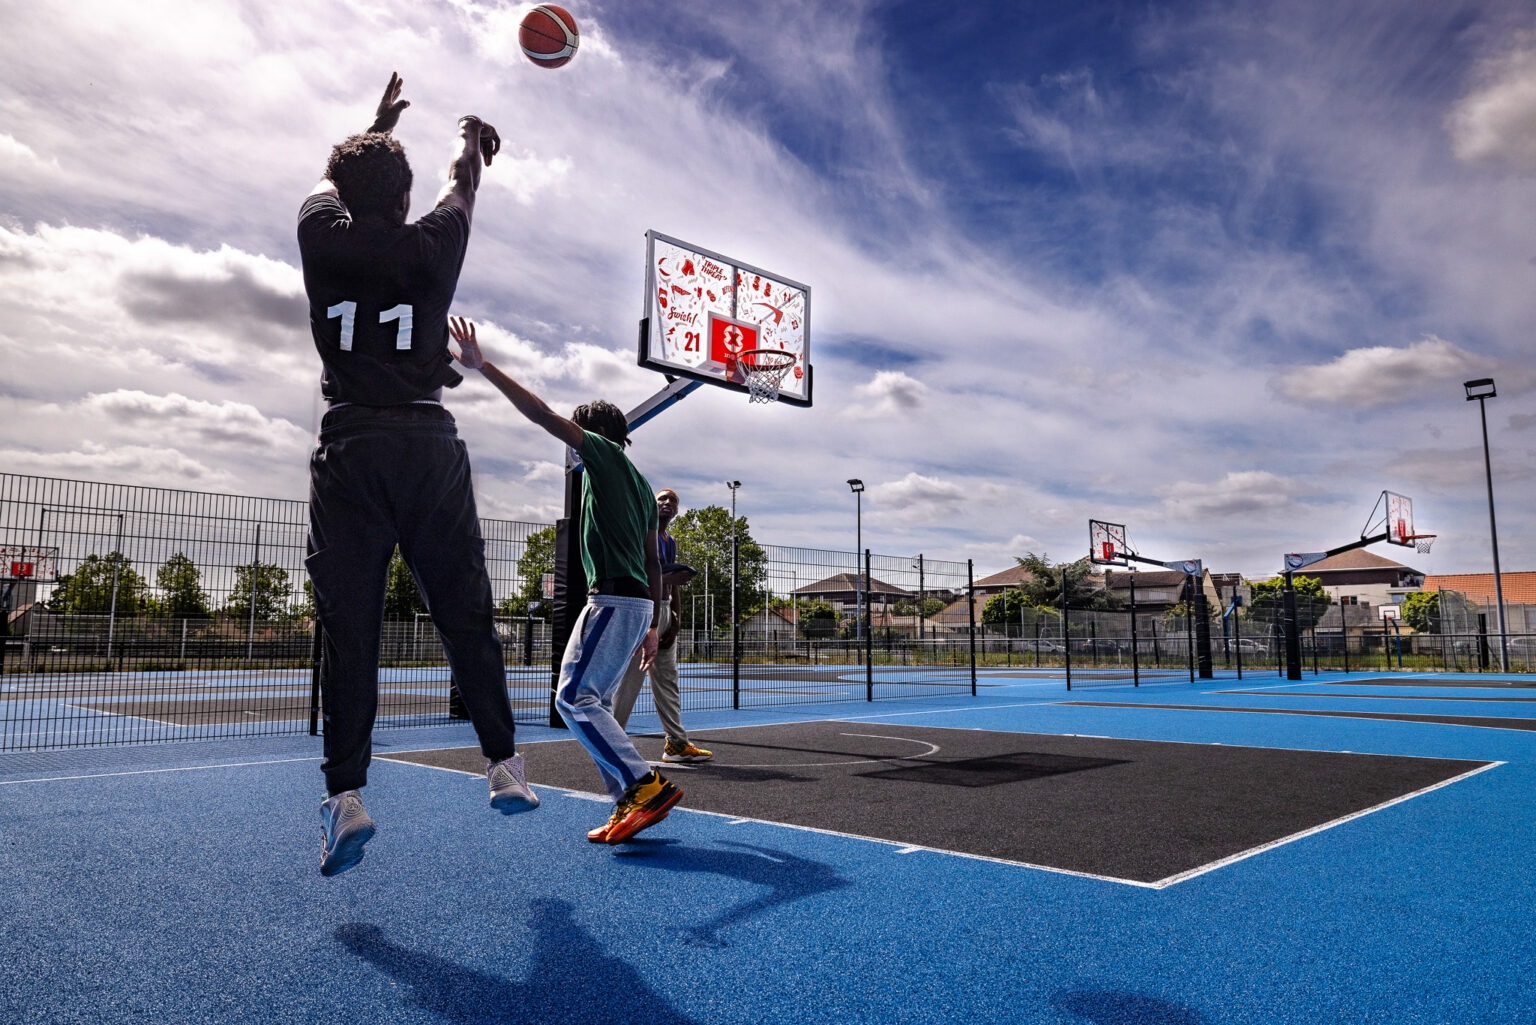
[
  {"left": 613, "top": 838, "right": 850, "bottom": 946},
  {"left": 336, "top": 903, "right": 700, "bottom": 1025}
]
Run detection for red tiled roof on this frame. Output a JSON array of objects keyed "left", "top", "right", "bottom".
[{"left": 1422, "top": 572, "right": 1536, "bottom": 605}]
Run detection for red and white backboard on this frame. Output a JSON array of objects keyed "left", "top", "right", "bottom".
[
  {"left": 1385, "top": 492, "right": 1414, "bottom": 546},
  {"left": 1089, "top": 520, "right": 1128, "bottom": 567},
  {"left": 640, "top": 231, "right": 812, "bottom": 405},
  {"left": 1, "top": 545, "right": 59, "bottom": 583}
]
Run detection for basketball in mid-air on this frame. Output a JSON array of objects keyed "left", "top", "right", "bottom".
[{"left": 520, "top": 5, "right": 579, "bottom": 69}]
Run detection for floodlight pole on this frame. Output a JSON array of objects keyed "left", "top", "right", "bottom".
[
  {"left": 847, "top": 479, "right": 864, "bottom": 642},
  {"left": 1465, "top": 380, "right": 1509, "bottom": 672}
]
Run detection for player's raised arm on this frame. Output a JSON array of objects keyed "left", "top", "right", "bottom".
[
  {"left": 449, "top": 317, "right": 584, "bottom": 450},
  {"left": 306, "top": 73, "right": 410, "bottom": 201},
  {"left": 436, "top": 115, "right": 501, "bottom": 222}
]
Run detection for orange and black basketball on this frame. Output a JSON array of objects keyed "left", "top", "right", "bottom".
[{"left": 520, "top": 5, "right": 579, "bottom": 69}]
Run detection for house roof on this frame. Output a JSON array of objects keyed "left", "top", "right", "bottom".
[
  {"left": 792, "top": 572, "right": 910, "bottom": 596},
  {"left": 973, "top": 564, "right": 1035, "bottom": 588},
  {"left": 1423, "top": 572, "right": 1536, "bottom": 605},
  {"left": 1295, "top": 549, "right": 1420, "bottom": 575}
]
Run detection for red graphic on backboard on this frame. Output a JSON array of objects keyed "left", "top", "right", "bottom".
[
  {"left": 1100, "top": 543, "right": 1114, "bottom": 563},
  {"left": 709, "top": 315, "right": 759, "bottom": 382},
  {"left": 11, "top": 562, "right": 33, "bottom": 578}
]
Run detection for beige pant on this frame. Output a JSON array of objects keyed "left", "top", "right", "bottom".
[{"left": 613, "top": 600, "right": 687, "bottom": 743}]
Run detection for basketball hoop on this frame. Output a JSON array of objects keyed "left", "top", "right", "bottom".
[
  {"left": 739, "top": 349, "right": 797, "bottom": 404},
  {"left": 1407, "top": 535, "right": 1436, "bottom": 555}
]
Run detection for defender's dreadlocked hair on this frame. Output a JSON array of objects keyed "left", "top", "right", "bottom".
[
  {"left": 572, "top": 400, "right": 630, "bottom": 448},
  {"left": 324, "top": 133, "right": 413, "bottom": 217}
]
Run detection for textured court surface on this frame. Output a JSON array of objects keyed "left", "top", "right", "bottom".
[
  {"left": 385, "top": 722, "right": 1486, "bottom": 884},
  {"left": 3, "top": 670, "right": 1535, "bottom": 1024}
]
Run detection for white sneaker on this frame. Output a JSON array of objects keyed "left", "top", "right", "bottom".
[
  {"left": 319, "top": 790, "right": 376, "bottom": 877},
  {"left": 487, "top": 754, "right": 539, "bottom": 814}
]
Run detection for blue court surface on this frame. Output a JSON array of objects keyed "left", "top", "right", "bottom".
[{"left": 3, "top": 669, "right": 1534, "bottom": 1024}]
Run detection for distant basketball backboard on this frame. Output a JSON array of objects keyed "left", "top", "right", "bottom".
[
  {"left": 1385, "top": 492, "right": 1414, "bottom": 546},
  {"left": 638, "top": 230, "right": 812, "bottom": 406},
  {"left": 1, "top": 545, "right": 59, "bottom": 583},
  {"left": 1088, "top": 520, "right": 1128, "bottom": 567}
]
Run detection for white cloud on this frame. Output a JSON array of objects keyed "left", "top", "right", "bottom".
[
  {"left": 1157, "top": 471, "right": 1299, "bottom": 520},
  {"left": 80, "top": 390, "right": 311, "bottom": 450},
  {"left": 1447, "top": 43, "right": 1536, "bottom": 169},
  {"left": 1270, "top": 336, "right": 1482, "bottom": 409},
  {"left": 847, "top": 371, "right": 928, "bottom": 419}
]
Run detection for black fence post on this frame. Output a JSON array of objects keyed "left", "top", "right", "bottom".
[
  {"left": 1129, "top": 573, "right": 1140, "bottom": 687},
  {"left": 967, "top": 558, "right": 977, "bottom": 697},
  {"left": 865, "top": 549, "right": 874, "bottom": 702}
]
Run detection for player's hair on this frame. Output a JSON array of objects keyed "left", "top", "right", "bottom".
[
  {"left": 324, "top": 133, "right": 413, "bottom": 217},
  {"left": 572, "top": 400, "right": 629, "bottom": 448}
]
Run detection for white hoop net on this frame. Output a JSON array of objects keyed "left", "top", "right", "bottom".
[
  {"left": 1415, "top": 537, "right": 1435, "bottom": 555},
  {"left": 740, "top": 349, "right": 797, "bottom": 404}
]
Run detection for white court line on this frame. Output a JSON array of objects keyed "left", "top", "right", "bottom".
[
  {"left": 0, "top": 756, "right": 317, "bottom": 786},
  {"left": 1152, "top": 760, "right": 1506, "bottom": 887}
]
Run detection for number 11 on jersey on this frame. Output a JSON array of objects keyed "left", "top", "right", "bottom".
[{"left": 327, "top": 301, "right": 414, "bottom": 352}]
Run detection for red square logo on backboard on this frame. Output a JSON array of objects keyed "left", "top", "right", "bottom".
[{"left": 708, "top": 314, "right": 759, "bottom": 377}]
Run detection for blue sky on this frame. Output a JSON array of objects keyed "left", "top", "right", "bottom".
[{"left": 1, "top": 0, "right": 1532, "bottom": 578}]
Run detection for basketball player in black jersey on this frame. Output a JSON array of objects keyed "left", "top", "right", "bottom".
[{"left": 298, "top": 74, "right": 537, "bottom": 877}]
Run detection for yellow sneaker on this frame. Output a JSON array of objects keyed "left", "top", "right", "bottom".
[{"left": 662, "top": 739, "right": 713, "bottom": 764}]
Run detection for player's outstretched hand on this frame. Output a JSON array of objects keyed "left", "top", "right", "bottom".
[
  {"left": 448, "top": 316, "right": 485, "bottom": 370},
  {"left": 369, "top": 72, "right": 410, "bottom": 134},
  {"left": 477, "top": 120, "right": 501, "bottom": 166}
]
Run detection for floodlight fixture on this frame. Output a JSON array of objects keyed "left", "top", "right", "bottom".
[
  {"left": 847, "top": 478, "right": 864, "bottom": 493},
  {"left": 1464, "top": 378, "right": 1496, "bottom": 401}
]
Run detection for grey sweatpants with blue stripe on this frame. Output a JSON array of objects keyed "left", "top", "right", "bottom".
[{"left": 554, "top": 595, "right": 655, "bottom": 802}]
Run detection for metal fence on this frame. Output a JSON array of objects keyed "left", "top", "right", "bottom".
[
  {"left": 0, "top": 474, "right": 985, "bottom": 750},
  {"left": 7, "top": 472, "right": 1532, "bottom": 750},
  {"left": 0, "top": 474, "right": 552, "bottom": 749}
]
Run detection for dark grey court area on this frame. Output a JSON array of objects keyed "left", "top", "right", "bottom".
[
  {"left": 1297, "top": 677, "right": 1536, "bottom": 689},
  {"left": 384, "top": 721, "right": 1487, "bottom": 884},
  {"left": 1064, "top": 701, "right": 1536, "bottom": 733}
]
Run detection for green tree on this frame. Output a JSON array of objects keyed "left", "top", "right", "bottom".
[
  {"left": 498, "top": 526, "right": 557, "bottom": 620},
  {"left": 793, "top": 598, "right": 837, "bottom": 638},
  {"left": 46, "top": 552, "right": 149, "bottom": 613},
  {"left": 1400, "top": 591, "right": 1440, "bottom": 633},
  {"left": 155, "top": 552, "right": 210, "bottom": 619},
  {"left": 894, "top": 597, "right": 946, "bottom": 617},
  {"left": 383, "top": 547, "right": 427, "bottom": 619},
  {"left": 981, "top": 588, "right": 1032, "bottom": 627},
  {"left": 225, "top": 561, "right": 293, "bottom": 621},
  {"left": 671, "top": 505, "right": 767, "bottom": 629},
  {"left": 1014, "top": 553, "right": 1121, "bottom": 611},
  {"left": 1247, "top": 576, "right": 1331, "bottom": 631}
]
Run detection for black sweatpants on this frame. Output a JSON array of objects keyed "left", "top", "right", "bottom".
[{"left": 307, "top": 404, "right": 516, "bottom": 794}]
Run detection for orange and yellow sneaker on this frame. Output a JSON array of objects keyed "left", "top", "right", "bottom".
[
  {"left": 587, "top": 806, "right": 624, "bottom": 843},
  {"left": 605, "top": 772, "right": 683, "bottom": 844}
]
